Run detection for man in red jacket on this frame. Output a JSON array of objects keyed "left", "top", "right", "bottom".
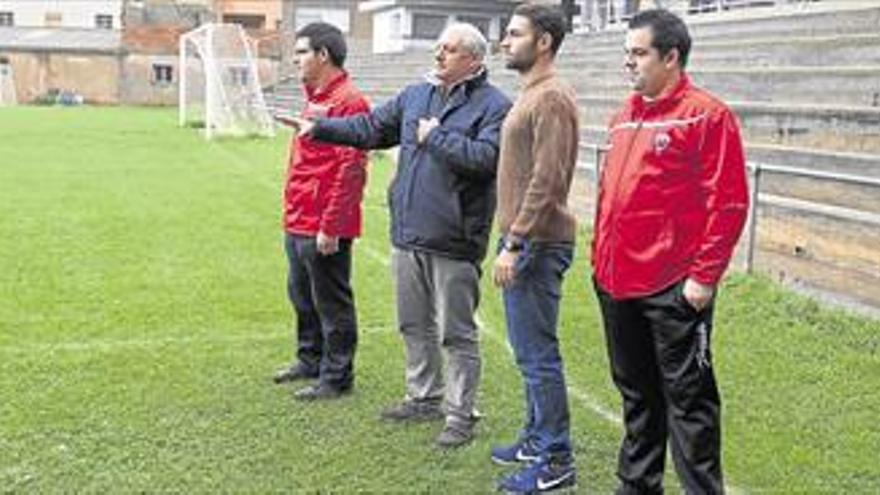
[
  {"left": 592, "top": 9, "right": 748, "bottom": 494},
  {"left": 272, "top": 22, "right": 369, "bottom": 401}
]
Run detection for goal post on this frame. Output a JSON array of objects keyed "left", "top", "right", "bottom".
[
  {"left": 179, "top": 23, "right": 274, "bottom": 138},
  {"left": 0, "top": 58, "right": 16, "bottom": 107}
]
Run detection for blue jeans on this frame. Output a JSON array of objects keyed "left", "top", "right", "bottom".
[{"left": 502, "top": 240, "right": 574, "bottom": 458}]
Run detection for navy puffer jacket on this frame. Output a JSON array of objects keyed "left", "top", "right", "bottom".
[{"left": 312, "top": 69, "right": 512, "bottom": 263}]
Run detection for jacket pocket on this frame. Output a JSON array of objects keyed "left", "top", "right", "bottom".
[{"left": 618, "top": 211, "right": 675, "bottom": 264}]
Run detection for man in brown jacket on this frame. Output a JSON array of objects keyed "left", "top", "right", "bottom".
[{"left": 491, "top": 4, "right": 581, "bottom": 493}]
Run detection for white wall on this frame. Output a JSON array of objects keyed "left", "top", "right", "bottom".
[
  {"left": 370, "top": 7, "right": 506, "bottom": 54},
  {"left": 371, "top": 7, "right": 406, "bottom": 54},
  {"left": 296, "top": 7, "right": 350, "bottom": 34},
  {"left": 0, "top": 0, "right": 123, "bottom": 29}
]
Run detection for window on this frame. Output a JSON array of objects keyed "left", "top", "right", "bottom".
[
  {"left": 457, "top": 15, "right": 490, "bottom": 38},
  {"left": 0, "top": 12, "right": 13, "bottom": 27},
  {"left": 152, "top": 64, "right": 173, "bottom": 85},
  {"left": 45, "top": 12, "right": 63, "bottom": 27},
  {"left": 500, "top": 15, "right": 511, "bottom": 38},
  {"left": 389, "top": 12, "right": 402, "bottom": 38},
  {"left": 228, "top": 66, "right": 249, "bottom": 87},
  {"left": 412, "top": 13, "right": 447, "bottom": 40},
  {"left": 222, "top": 14, "right": 265, "bottom": 30},
  {"left": 295, "top": 8, "right": 350, "bottom": 33},
  {"left": 95, "top": 14, "right": 113, "bottom": 29}
]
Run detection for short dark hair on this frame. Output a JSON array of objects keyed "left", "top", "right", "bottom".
[
  {"left": 295, "top": 22, "right": 347, "bottom": 68},
  {"left": 513, "top": 3, "right": 567, "bottom": 56},
  {"left": 629, "top": 9, "right": 691, "bottom": 69}
]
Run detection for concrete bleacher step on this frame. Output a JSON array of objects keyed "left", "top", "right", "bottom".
[
  {"left": 576, "top": 95, "right": 880, "bottom": 153},
  {"left": 267, "top": 79, "right": 880, "bottom": 155},
  {"left": 561, "top": 2, "right": 880, "bottom": 52},
  {"left": 746, "top": 143, "right": 880, "bottom": 178},
  {"left": 344, "top": 6, "right": 880, "bottom": 68},
  {"left": 263, "top": 3, "right": 880, "bottom": 312},
  {"left": 576, "top": 144, "right": 880, "bottom": 216},
  {"left": 552, "top": 33, "right": 880, "bottom": 70},
  {"left": 760, "top": 171, "right": 880, "bottom": 215},
  {"left": 751, "top": 203, "right": 880, "bottom": 310},
  {"left": 485, "top": 66, "right": 880, "bottom": 107},
  {"left": 350, "top": 66, "right": 880, "bottom": 108},
  {"left": 579, "top": 128, "right": 880, "bottom": 173}
]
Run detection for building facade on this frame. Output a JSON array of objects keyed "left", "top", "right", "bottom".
[
  {"left": 359, "top": 0, "right": 516, "bottom": 53},
  {"left": 0, "top": 0, "right": 123, "bottom": 30},
  {"left": 216, "top": 0, "right": 283, "bottom": 30}
]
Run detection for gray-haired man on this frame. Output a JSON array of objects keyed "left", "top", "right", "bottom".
[{"left": 285, "top": 23, "right": 511, "bottom": 448}]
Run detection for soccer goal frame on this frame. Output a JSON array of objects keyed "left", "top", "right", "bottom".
[
  {"left": 0, "top": 58, "right": 16, "bottom": 106},
  {"left": 178, "top": 23, "right": 274, "bottom": 139}
]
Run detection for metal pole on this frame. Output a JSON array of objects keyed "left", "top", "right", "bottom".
[
  {"left": 744, "top": 164, "right": 762, "bottom": 274},
  {"left": 205, "top": 24, "right": 215, "bottom": 139},
  {"left": 179, "top": 35, "right": 187, "bottom": 127}
]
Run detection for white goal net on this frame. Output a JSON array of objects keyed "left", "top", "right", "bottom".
[
  {"left": 179, "top": 23, "right": 273, "bottom": 138},
  {"left": 0, "top": 59, "right": 16, "bottom": 106}
]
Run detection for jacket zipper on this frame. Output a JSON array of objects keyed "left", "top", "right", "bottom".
[{"left": 607, "top": 112, "right": 645, "bottom": 291}]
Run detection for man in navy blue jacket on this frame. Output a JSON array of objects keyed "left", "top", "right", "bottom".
[{"left": 287, "top": 22, "right": 511, "bottom": 448}]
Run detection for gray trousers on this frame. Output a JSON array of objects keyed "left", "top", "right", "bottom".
[{"left": 392, "top": 248, "right": 482, "bottom": 428}]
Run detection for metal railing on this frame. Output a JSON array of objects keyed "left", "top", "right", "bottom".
[{"left": 579, "top": 143, "right": 880, "bottom": 275}]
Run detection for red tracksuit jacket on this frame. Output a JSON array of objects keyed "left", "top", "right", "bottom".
[
  {"left": 284, "top": 72, "right": 369, "bottom": 238},
  {"left": 592, "top": 75, "right": 749, "bottom": 299}
]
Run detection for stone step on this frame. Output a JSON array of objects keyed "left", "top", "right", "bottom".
[
  {"left": 350, "top": 65, "right": 880, "bottom": 107},
  {"left": 347, "top": 30, "right": 880, "bottom": 71},
  {"left": 577, "top": 95, "right": 880, "bottom": 153},
  {"left": 750, "top": 200, "right": 880, "bottom": 310},
  {"left": 758, "top": 168, "right": 880, "bottom": 215},
  {"left": 746, "top": 143, "right": 880, "bottom": 178},
  {"left": 346, "top": 31, "right": 880, "bottom": 76},
  {"left": 553, "top": 33, "right": 880, "bottom": 70},
  {"left": 579, "top": 127, "right": 880, "bottom": 175},
  {"left": 561, "top": 2, "right": 880, "bottom": 51},
  {"left": 576, "top": 141, "right": 880, "bottom": 215},
  {"left": 267, "top": 84, "right": 880, "bottom": 152}
]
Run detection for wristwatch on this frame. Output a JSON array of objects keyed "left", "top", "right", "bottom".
[{"left": 503, "top": 236, "right": 524, "bottom": 252}]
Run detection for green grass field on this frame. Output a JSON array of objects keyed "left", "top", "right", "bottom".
[{"left": 1, "top": 106, "right": 879, "bottom": 492}]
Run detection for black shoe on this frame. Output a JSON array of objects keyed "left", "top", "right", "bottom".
[
  {"left": 273, "top": 364, "right": 318, "bottom": 384},
  {"left": 293, "top": 383, "right": 352, "bottom": 401},
  {"left": 380, "top": 400, "right": 445, "bottom": 422},
  {"left": 435, "top": 423, "right": 475, "bottom": 448}
]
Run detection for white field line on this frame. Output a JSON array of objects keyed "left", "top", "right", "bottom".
[
  {"left": 144, "top": 150, "right": 748, "bottom": 495},
  {"left": 357, "top": 239, "right": 624, "bottom": 426},
  {"left": 361, "top": 247, "right": 745, "bottom": 494},
  {"left": 359, "top": 242, "right": 392, "bottom": 267},
  {"left": 478, "top": 311, "right": 746, "bottom": 494},
  {"left": 356, "top": 237, "right": 624, "bottom": 426},
  {"left": 475, "top": 314, "right": 623, "bottom": 427},
  {"left": 0, "top": 325, "right": 393, "bottom": 354}
]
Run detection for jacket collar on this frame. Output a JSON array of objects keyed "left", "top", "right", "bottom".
[
  {"left": 304, "top": 70, "right": 350, "bottom": 101},
  {"left": 521, "top": 65, "right": 557, "bottom": 93},
  {"left": 424, "top": 65, "right": 488, "bottom": 94},
  {"left": 426, "top": 66, "right": 488, "bottom": 120},
  {"left": 630, "top": 73, "right": 691, "bottom": 115}
]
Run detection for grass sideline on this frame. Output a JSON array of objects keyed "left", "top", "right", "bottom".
[{"left": 1, "top": 106, "right": 879, "bottom": 492}]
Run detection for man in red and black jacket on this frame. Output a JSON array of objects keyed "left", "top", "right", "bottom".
[
  {"left": 272, "top": 22, "right": 369, "bottom": 401},
  {"left": 592, "top": 10, "right": 748, "bottom": 494}
]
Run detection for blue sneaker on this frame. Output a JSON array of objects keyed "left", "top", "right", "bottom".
[
  {"left": 491, "top": 438, "right": 540, "bottom": 465},
  {"left": 497, "top": 456, "right": 577, "bottom": 494}
]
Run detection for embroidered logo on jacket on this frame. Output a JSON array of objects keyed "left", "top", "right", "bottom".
[{"left": 653, "top": 132, "right": 671, "bottom": 154}]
